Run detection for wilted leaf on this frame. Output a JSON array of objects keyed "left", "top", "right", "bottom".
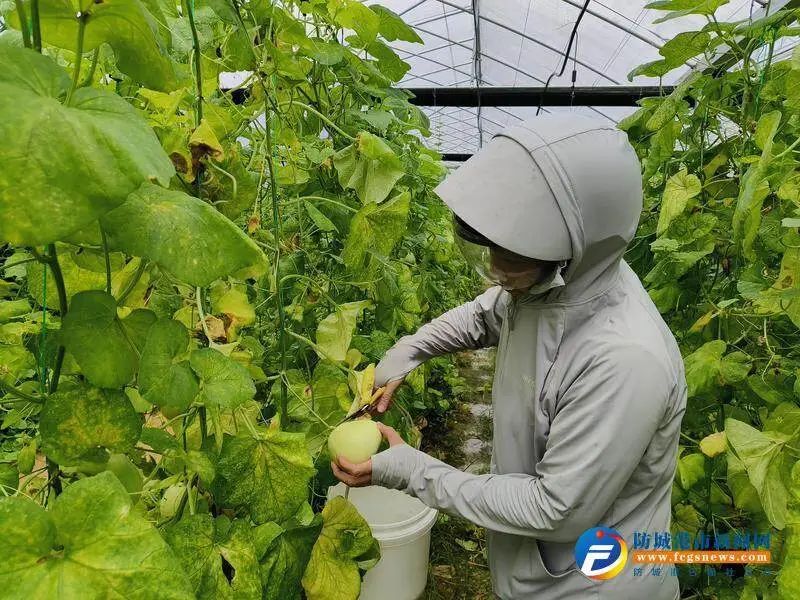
[{"left": 699, "top": 432, "right": 727, "bottom": 457}]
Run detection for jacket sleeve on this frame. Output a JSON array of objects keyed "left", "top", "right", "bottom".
[
  {"left": 371, "top": 345, "right": 674, "bottom": 542},
  {"left": 374, "top": 286, "right": 508, "bottom": 387}
]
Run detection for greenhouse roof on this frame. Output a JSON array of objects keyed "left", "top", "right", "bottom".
[{"left": 378, "top": 0, "right": 799, "bottom": 155}]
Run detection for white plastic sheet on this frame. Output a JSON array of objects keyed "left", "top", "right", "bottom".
[{"left": 376, "top": 0, "right": 797, "bottom": 154}]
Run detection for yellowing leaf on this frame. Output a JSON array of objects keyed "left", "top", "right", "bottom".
[
  {"left": 315, "top": 301, "right": 372, "bottom": 362},
  {"left": 699, "top": 431, "right": 727, "bottom": 457},
  {"left": 101, "top": 183, "right": 267, "bottom": 287},
  {"left": 302, "top": 496, "right": 378, "bottom": 600},
  {"left": 657, "top": 168, "right": 702, "bottom": 235},
  {"left": 689, "top": 309, "right": 716, "bottom": 332},
  {"left": 334, "top": 132, "right": 404, "bottom": 204}
]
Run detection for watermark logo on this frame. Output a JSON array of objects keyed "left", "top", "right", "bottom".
[{"left": 575, "top": 527, "right": 628, "bottom": 580}]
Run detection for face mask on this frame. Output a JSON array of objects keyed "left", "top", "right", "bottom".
[{"left": 456, "top": 236, "right": 566, "bottom": 293}]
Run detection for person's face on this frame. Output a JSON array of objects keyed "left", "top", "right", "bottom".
[{"left": 487, "top": 246, "right": 553, "bottom": 293}]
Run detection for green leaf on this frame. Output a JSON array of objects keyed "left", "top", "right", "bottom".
[
  {"left": 304, "top": 201, "right": 338, "bottom": 233},
  {"left": 139, "top": 319, "right": 199, "bottom": 413},
  {"left": 657, "top": 168, "right": 702, "bottom": 235},
  {"left": 189, "top": 348, "right": 255, "bottom": 410},
  {"left": 627, "top": 59, "right": 672, "bottom": 81},
  {"left": 257, "top": 517, "right": 323, "bottom": 600},
  {"left": 0, "top": 345, "right": 35, "bottom": 381},
  {"left": 764, "top": 402, "right": 800, "bottom": 439},
  {"left": 0, "top": 299, "right": 31, "bottom": 323},
  {"left": 646, "top": 0, "right": 729, "bottom": 22},
  {"left": 304, "top": 37, "right": 345, "bottom": 65},
  {"left": 11, "top": 0, "right": 178, "bottom": 90},
  {"left": 302, "top": 496, "right": 377, "bottom": 600},
  {"left": 659, "top": 30, "right": 711, "bottom": 66},
  {"left": 331, "top": 0, "right": 379, "bottom": 44},
  {"left": 754, "top": 110, "right": 782, "bottom": 151},
  {"left": 334, "top": 132, "right": 404, "bottom": 204},
  {"left": 365, "top": 40, "right": 410, "bottom": 82},
  {"left": 101, "top": 183, "right": 267, "bottom": 286},
  {"left": 315, "top": 301, "right": 372, "bottom": 362},
  {"left": 62, "top": 291, "right": 155, "bottom": 388},
  {"left": 727, "top": 451, "right": 763, "bottom": 514},
  {"left": 0, "top": 472, "right": 193, "bottom": 598},
  {"left": 725, "top": 418, "right": 788, "bottom": 529},
  {"left": 753, "top": 247, "right": 800, "bottom": 327},
  {"left": 214, "top": 428, "right": 315, "bottom": 524},
  {"left": 369, "top": 5, "right": 422, "bottom": 43},
  {"left": 0, "top": 47, "right": 174, "bottom": 246},
  {"left": 342, "top": 190, "right": 410, "bottom": 273},
  {"left": 683, "top": 340, "right": 752, "bottom": 398},
  {"left": 40, "top": 382, "right": 141, "bottom": 466},
  {"left": 164, "top": 514, "right": 262, "bottom": 600},
  {"left": 733, "top": 112, "right": 781, "bottom": 258},
  {"left": 677, "top": 452, "right": 706, "bottom": 489},
  {"left": 778, "top": 524, "right": 800, "bottom": 599},
  {"left": 747, "top": 374, "right": 795, "bottom": 406}
]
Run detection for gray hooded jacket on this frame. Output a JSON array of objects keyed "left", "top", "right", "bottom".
[{"left": 371, "top": 116, "right": 687, "bottom": 599}]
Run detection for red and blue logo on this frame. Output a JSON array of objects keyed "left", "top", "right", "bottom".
[{"left": 574, "top": 527, "right": 628, "bottom": 580}]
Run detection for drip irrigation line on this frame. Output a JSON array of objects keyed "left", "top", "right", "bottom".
[{"left": 536, "top": 0, "right": 591, "bottom": 115}]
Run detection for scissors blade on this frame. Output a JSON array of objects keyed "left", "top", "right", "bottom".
[{"left": 335, "top": 387, "right": 385, "bottom": 426}]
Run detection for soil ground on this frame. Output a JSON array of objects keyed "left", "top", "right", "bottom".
[{"left": 421, "top": 349, "right": 496, "bottom": 600}]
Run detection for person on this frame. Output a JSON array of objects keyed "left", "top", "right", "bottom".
[{"left": 332, "top": 114, "right": 686, "bottom": 600}]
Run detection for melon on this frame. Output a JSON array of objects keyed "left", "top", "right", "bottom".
[{"left": 328, "top": 419, "right": 382, "bottom": 464}]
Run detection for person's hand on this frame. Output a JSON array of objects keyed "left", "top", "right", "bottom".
[
  {"left": 331, "top": 423, "right": 405, "bottom": 487},
  {"left": 372, "top": 378, "right": 403, "bottom": 414}
]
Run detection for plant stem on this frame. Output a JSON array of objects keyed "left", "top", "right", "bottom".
[
  {"left": 66, "top": 12, "right": 87, "bottom": 104},
  {"left": 264, "top": 106, "right": 289, "bottom": 428},
  {"left": 44, "top": 245, "right": 68, "bottom": 394},
  {"left": 117, "top": 259, "right": 147, "bottom": 305},
  {"left": 30, "top": 0, "right": 41, "bottom": 53},
  {"left": 0, "top": 378, "right": 43, "bottom": 404},
  {"left": 100, "top": 227, "right": 112, "bottom": 295},
  {"left": 14, "top": 0, "right": 32, "bottom": 48},
  {"left": 295, "top": 195, "right": 357, "bottom": 213},
  {"left": 184, "top": 0, "right": 203, "bottom": 194},
  {"left": 195, "top": 286, "right": 215, "bottom": 346},
  {"left": 80, "top": 48, "right": 99, "bottom": 88}
]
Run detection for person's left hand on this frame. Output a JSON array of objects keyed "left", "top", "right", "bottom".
[{"left": 331, "top": 422, "right": 405, "bottom": 487}]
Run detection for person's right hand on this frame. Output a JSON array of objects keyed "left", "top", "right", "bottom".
[{"left": 372, "top": 378, "right": 403, "bottom": 414}]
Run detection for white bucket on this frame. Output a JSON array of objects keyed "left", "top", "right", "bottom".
[{"left": 328, "top": 483, "right": 438, "bottom": 600}]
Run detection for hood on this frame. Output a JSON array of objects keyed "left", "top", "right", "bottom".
[{"left": 435, "top": 114, "right": 643, "bottom": 303}]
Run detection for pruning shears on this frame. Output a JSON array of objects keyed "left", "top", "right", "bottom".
[{"left": 335, "top": 386, "right": 385, "bottom": 426}]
